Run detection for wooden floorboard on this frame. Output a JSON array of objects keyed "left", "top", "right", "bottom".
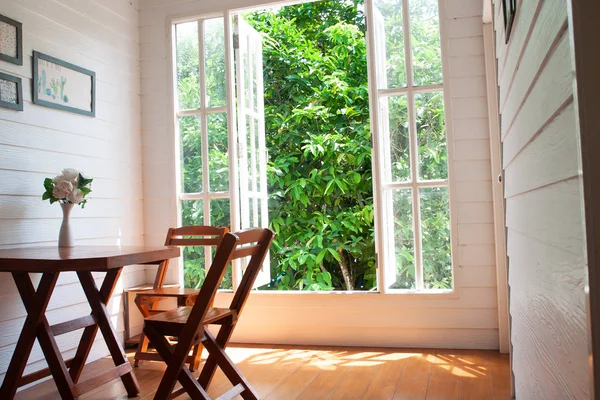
[{"left": 15, "top": 346, "right": 511, "bottom": 400}]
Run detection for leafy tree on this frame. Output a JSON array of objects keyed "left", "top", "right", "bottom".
[{"left": 246, "top": 0, "right": 375, "bottom": 291}]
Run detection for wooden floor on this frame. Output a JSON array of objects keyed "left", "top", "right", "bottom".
[{"left": 17, "top": 345, "right": 511, "bottom": 399}]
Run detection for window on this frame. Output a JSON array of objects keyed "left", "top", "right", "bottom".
[
  {"left": 174, "top": 18, "right": 232, "bottom": 289},
  {"left": 368, "top": 0, "right": 453, "bottom": 291},
  {"left": 172, "top": 0, "right": 453, "bottom": 294},
  {"left": 174, "top": 16, "right": 270, "bottom": 290}
]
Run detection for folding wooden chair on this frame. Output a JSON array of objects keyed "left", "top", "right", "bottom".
[
  {"left": 134, "top": 225, "right": 228, "bottom": 370},
  {"left": 143, "top": 228, "right": 274, "bottom": 400}
]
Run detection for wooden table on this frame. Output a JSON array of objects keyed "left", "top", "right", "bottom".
[{"left": 0, "top": 245, "right": 180, "bottom": 400}]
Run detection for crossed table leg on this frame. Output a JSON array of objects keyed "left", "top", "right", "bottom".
[{"left": 0, "top": 269, "right": 139, "bottom": 399}]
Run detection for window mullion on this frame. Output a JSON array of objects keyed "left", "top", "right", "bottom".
[
  {"left": 408, "top": 89, "right": 423, "bottom": 291},
  {"left": 403, "top": 0, "right": 424, "bottom": 290},
  {"left": 178, "top": 106, "right": 228, "bottom": 117},
  {"left": 198, "top": 20, "right": 211, "bottom": 229}
]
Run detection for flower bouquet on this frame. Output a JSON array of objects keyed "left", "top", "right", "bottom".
[
  {"left": 42, "top": 168, "right": 93, "bottom": 247},
  {"left": 42, "top": 168, "right": 93, "bottom": 207}
]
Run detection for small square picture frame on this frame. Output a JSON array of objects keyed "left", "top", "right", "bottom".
[
  {"left": 0, "top": 14, "right": 23, "bottom": 66},
  {"left": 0, "top": 71, "right": 23, "bottom": 111},
  {"left": 502, "top": 0, "right": 516, "bottom": 43}
]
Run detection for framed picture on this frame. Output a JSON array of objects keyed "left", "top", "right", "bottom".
[
  {"left": 0, "top": 14, "right": 22, "bottom": 65},
  {"left": 502, "top": 0, "right": 516, "bottom": 43},
  {"left": 33, "top": 51, "right": 95, "bottom": 117},
  {"left": 0, "top": 71, "right": 23, "bottom": 111}
]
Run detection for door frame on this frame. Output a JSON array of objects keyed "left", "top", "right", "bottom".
[
  {"left": 566, "top": 1, "right": 600, "bottom": 398},
  {"left": 482, "top": 2, "right": 510, "bottom": 356}
]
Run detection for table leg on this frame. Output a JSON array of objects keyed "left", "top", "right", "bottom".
[
  {"left": 68, "top": 269, "right": 121, "bottom": 383},
  {"left": 0, "top": 272, "right": 75, "bottom": 400},
  {"left": 77, "top": 270, "right": 140, "bottom": 397}
]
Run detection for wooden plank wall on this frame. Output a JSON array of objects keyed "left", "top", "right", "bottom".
[
  {"left": 492, "top": 0, "right": 589, "bottom": 397},
  {"left": 0, "top": 0, "right": 145, "bottom": 387},
  {"left": 138, "top": 0, "right": 502, "bottom": 349}
]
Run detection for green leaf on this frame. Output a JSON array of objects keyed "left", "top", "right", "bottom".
[{"left": 44, "top": 178, "right": 53, "bottom": 192}]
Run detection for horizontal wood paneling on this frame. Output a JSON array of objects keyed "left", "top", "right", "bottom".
[
  {"left": 504, "top": 103, "right": 578, "bottom": 198},
  {"left": 507, "top": 229, "right": 588, "bottom": 399},
  {"left": 502, "top": 34, "right": 573, "bottom": 159},
  {"left": 0, "top": 0, "right": 142, "bottom": 390},
  {"left": 505, "top": 178, "right": 584, "bottom": 255},
  {"left": 494, "top": 0, "right": 589, "bottom": 397},
  {"left": 498, "top": 0, "right": 567, "bottom": 110},
  {"left": 496, "top": 0, "right": 541, "bottom": 83}
]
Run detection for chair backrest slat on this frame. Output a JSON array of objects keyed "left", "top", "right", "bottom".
[
  {"left": 164, "top": 226, "right": 228, "bottom": 246},
  {"left": 168, "top": 238, "right": 222, "bottom": 246},
  {"left": 231, "top": 244, "right": 261, "bottom": 259}
]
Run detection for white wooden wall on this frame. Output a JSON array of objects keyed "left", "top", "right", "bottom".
[
  {"left": 0, "top": 0, "right": 144, "bottom": 386},
  {"left": 492, "top": 0, "right": 589, "bottom": 397},
  {"left": 139, "top": 0, "right": 502, "bottom": 349}
]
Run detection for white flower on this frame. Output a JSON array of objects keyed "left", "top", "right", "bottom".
[
  {"left": 53, "top": 180, "right": 73, "bottom": 199},
  {"left": 67, "top": 188, "right": 84, "bottom": 204},
  {"left": 61, "top": 168, "right": 79, "bottom": 183}
]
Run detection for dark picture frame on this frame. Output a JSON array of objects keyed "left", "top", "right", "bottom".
[
  {"left": 502, "top": 0, "right": 516, "bottom": 43},
  {"left": 32, "top": 51, "right": 96, "bottom": 117},
  {"left": 0, "top": 14, "right": 23, "bottom": 65},
  {"left": 0, "top": 71, "right": 23, "bottom": 111}
]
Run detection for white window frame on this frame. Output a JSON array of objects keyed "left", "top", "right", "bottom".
[
  {"left": 173, "top": 15, "right": 239, "bottom": 287},
  {"left": 170, "top": 0, "right": 459, "bottom": 296},
  {"left": 365, "top": 0, "right": 458, "bottom": 294}
]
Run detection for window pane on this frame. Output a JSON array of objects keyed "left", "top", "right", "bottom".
[
  {"left": 374, "top": 0, "right": 406, "bottom": 88},
  {"left": 179, "top": 116, "right": 203, "bottom": 193},
  {"left": 208, "top": 113, "right": 229, "bottom": 192},
  {"left": 210, "top": 198, "right": 232, "bottom": 289},
  {"left": 410, "top": 0, "right": 443, "bottom": 85},
  {"left": 204, "top": 18, "right": 226, "bottom": 107},
  {"left": 416, "top": 91, "right": 447, "bottom": 180},
  {"left": 181, "top": 199, "right": 204, "bottom": 226},
  {"left": 421, "top": 187, "right": 452, "bottom": 289},
  {"left": 181, "top": 200, "right": 206, "bottom": 289},
  {"left": 384, "top": 95, "right": 411, "bottom": 182},
  {"left": 391, "top": 189, "right": 415, "bottom": 289},
  {"left": 176, "top": 22, "right": 200, "bottom": 110}
]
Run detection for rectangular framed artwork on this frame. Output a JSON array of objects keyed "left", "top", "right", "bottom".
[
  {"left": 0, "top": 14, "right": 22, "bottom": 65},
  {"left": 502, "top": 0, "right": 516, "bottom": 43},
  {"left": 33, "top": 51, "right": 96, "bottom": 116},
  {"left": 0, "top": 71, "right": 23, "bottom": 111}
]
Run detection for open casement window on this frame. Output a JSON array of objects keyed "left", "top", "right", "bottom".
[
  {"left": 234, "top": 15, "right": 271, "bottom": 288},
  {"left": 366, "top": 0, "right": 454, "bottom": 292},
  {"left": 173, "top": 14, "right": 270, "bottom": 291}
]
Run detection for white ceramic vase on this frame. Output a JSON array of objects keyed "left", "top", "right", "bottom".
[{"left": 58, "top": 202, "right": 74, "bottom": 247}]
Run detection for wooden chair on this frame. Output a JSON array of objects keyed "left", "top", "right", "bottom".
[
  {"left": 134, "top": 225, "right": 228, "bottom": 370},
  {"left": 143, "top": 228, "right": 274, "bottom": 400}
]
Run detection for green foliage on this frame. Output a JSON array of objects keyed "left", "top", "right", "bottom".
[{"left": 245, "top": 0, "right": 376, "bottom": 291}]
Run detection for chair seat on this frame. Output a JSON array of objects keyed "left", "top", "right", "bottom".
[
  {"left": 145, "top": 307, "right": 236, "bottom": 337},
  {"left": 137, "top": 287, "right": 199, "bottom": 298}
]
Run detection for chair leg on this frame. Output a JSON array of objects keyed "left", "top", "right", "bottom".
[
  {"left": 198, "top": 321, "right": 234, "bottom": 389},
  {"left": 200, "top": 327, "right": 259, "bottom": 400},
  {"left": 190, "top": 342, "right": 203, "bottom": 371},
  {"left": 144, "top": 324, "right": 183, "bottom": 400},
  {"left": 133, "top": 331, "right": 149, "bottom": 367},
  {"left": 145, "top": 324, "right": 211, "bottom": 400}
]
